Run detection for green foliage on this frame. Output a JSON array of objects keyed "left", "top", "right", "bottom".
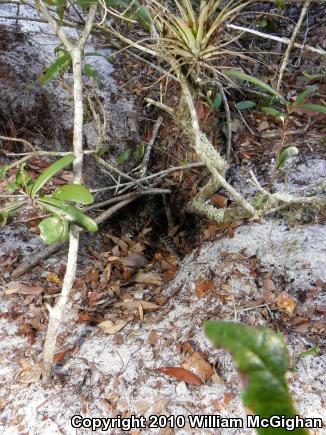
[
  {"left": 0, "top": 165, "right": 8, "bottom": 179},
  {"left": 39, "top": 216, "right": 69, "bottom": 245},
  {"left": 52, "top": 184, "right": 94, "bottom": 204},
  {"left": 38, "top": 196, "right": 98, "bottom": 232},
  {"left": 236, "top": 100, "right": 256, "bottom": 111},
  {"left": 298, "top": 345, "right": 320, "bottom": 359},
  {"left": 276, "top": 147, "right": 299, "bottom": 170},
  {"left": 204, "top": 321, "right": 309, "bottom": 435},
  {"left": 226, "top": 69, "right": 326, "bottom": 121},
  {"left": 39, "top": 52, "right": 72, "bottom": 85},
  {"left": 1, "top": 156, "right": 98, "bottom": 244},
  {"left": 31, "top": 154, "right": 75, "bottom": 197},
  {"left": 84, "top": 63, "right": 103, "bottom": 89},
  {"left": 117, "top": 147, "right": 132, "bottom": 165}
]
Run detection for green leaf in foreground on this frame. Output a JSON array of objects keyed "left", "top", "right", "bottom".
[
  {"left": 204, "top": 321, "right": 309, "bottom": 435},
  {"left": 236, "top": 100, "right": 256, "bottom": 111},
  {"left": 38, "top": 196, "right": 98, "bottom": 232},
  {"left": 276, "top": 146, "right": 299, "bottom": 170},
  {"left": 213, "top": 93, "right": 222, "bottom": 110},
  {"left": 52, "top": 183, "right": 94, "bottom": 205},
  {"left": 39, "top": 216, "right": 69, "bottom": 245},
  {"left": 30, "top": 154, "right": 75, "bottom": 197},
  {"left": 39, "top": 52, "right": 71, "bottom": 85}
]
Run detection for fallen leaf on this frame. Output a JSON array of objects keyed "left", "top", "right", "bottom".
[
  {"left": 134, "top": 272, "right": 163, "bottom": 285},
  {"left": 98, "top": 318, "right": 130, "bottom": 334},
  {"left": 275, "top": 291, "right": 296, "bottom": 314},
  {"left": 118, "top": 253, "right": 147, "bottom": 269},
  {"left": 156, "top": 367, "right": 202, "bottom": 386},
  {"left": 114, "top": 300, "right": 159, "bottom": 312},
  {"left": 19, "top": 363, "right": 42, "bottom": 384},
  {"left": 196, "top": 280, "right": 214, "bottom": 298},
  {"left": 4, "top": 281, "right": 44, "bottom": 295},
  {"left": 182, "top": 351, "right": 214, "bottom": 383},
  {"left": 211, "top": 194, "right": 228, "bottom": 208}
]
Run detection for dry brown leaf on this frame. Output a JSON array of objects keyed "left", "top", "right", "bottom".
[
  {"left": 134, "top": 271, "right": 163, "bottom": 285},
  {"left": 275, "top": 291, "right": 296, "bottom": 314},
  {"left": 118, "top": 253, "right": 147, "bottom": 269},
  {"left": 157, "top": 367, "right": 202, "bottom": 386},
  {"left": 114, "top": 300, "right": 159, "bottom": 312},
  {"left": 98, "top": 318, "right": 130, "bottom": 334},
  {"left": 211, "top": 194, "right": 228, "bottom": 208},
  {"left": 182, "top": 351, "right": 214, "bottom": 383},
  {"left": 19, "top": 363, "right": 42, "bottom": 384},
  {"left": 4, "top": 281, "right": 44, "bottom": 295},
  {"left": 196, "top": 280, "right": 214, "bottom": 298}
]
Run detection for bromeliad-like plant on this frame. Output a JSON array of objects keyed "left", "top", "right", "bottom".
[
  {"left": 0, "top": 155, "right": 98, "bottom": 245},
  {"left": 205, "top": 321, "right": 310, "bottom": 435},
  {"left": 149, "top": 0, "right": 253, "bottom": 76}
]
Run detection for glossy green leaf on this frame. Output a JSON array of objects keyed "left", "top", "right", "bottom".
[
  {"left": 213, "top": 93, "right": 222, "bottom": 110},
  {"left": 294, "top": 86, "right": 318, "bottom": 105},
  {"left": 261, "top": 107, "right": 287, "bottom": 120},
  {"left": 84, "top": 64, "right": 103, "bottom": 89},
  {"left": 0, "top": 165, "right": 8, "bottom": 179},
  {"left": 31, "top": 154, "right": 75, "bottom": 198},
  {"left": 276, "top": 146, "right": 299, "bottom": 170},
  {"left": 117, "top": 148, "right": 132, "bottom": 165},
  {"left": 39, "top": 52, "right": 71, "bottom": 85},
  {"left": 225, "top": 70, "right": 286, "bottom": 103},
  {"left": 38, "top": 196, "right": 98, "bottom": 232},
  {"left": 236, "top": 100, "right": 256, "bottom": 111},
  {"left": 39, "top": 216, "right": 69, "bottom": 245},
  {"left": 204, "top": 321, "right": 309, "bottom": 435},
  {"left": 52, "top": 183, "right": 94, "bottom": 205},
  {"left": 295, "top": 103, "right": 326, "bottom": 115}
]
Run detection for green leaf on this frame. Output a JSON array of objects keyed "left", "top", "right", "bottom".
[
  {"left": 0, "top": 165, "right": 8, "bottom": 179},
  {"left": 135, "top": 5, "right": 151, "bottom": 30},
  {"left": 261, "top": 107, "right": 287, "bottom": 120},
  {"left": 39, "top": 52, "right": 71, "bottom": 85},
  {"left": 39, "top": 216, "right": 69, "bottom": 245},
  {"left": 30, "top": 154, "right": 75, "bottom": 198},
  {"left": 236, "top": 100, "right": 256, "bottom": 111},
  {"left": 56, "top": 0, "right": 66, "bottom": 21},
  {"left": 7, "top": 182, "right": 19, "bottom": 193},
  {"left": 84, "top": 64, "right": 103, "bottom": 89},
  {"left": 136, "top": 142, "right": 145, "bottom": 161},
  {"left": 295, "top": 103, "right": 326, "bottom": 115},
  {"left": 16, "top": 170, "right": 32, "bottom": 191},
  {"left": 213, "top": 93, "right": 222, "bottom": 110},
  {"left": 225, "top": 70, "right": 286, "bottom": 103},
  {"left": 204, "top": 321, "right": 309, "bottom": 435},
  {"left": 276, "top": 146, "right": 299, "bottom": 170},
  {"left": 52, "top": 183, "right": 94, "bottom": 205},
  {"left": 38, "top": 196, "right": 98, "bottom": 232},
  {"left": 298, "top": 346, "right": 320, "bottom": 359},
  {"left": 294, "top": 86, "right": 318, "bottom": 105},
  {"left": 117, "top": 148, "right": 132, "bottom": 165}
]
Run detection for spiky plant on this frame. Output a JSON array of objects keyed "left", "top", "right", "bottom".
[{"left": 148, "top": 0, "right": 253, "bottom": 79}]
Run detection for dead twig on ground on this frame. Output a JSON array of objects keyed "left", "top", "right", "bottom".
[{"left": 140, "top": 116, "right": 163, "bottom": 177}]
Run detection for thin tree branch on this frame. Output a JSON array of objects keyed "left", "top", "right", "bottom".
[{"left": 277, "top": 0, "right": 312, "bottom": 92}]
